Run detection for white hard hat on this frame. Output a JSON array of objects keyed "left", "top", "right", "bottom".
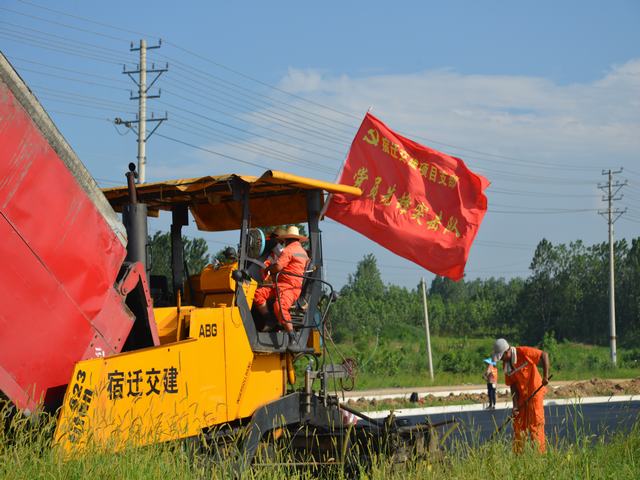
[{"left": 493, "top": 338, "right": 510, "bottom": 361}]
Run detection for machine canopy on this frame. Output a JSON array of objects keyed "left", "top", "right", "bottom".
[{"left": 102, "top": 170, "right": 361, "bottom": 232}]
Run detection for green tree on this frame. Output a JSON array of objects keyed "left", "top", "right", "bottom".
[
  {"left": 516, "top": 239, "right": 559, "bottom": 343},
  {"left": 327, "top": 237, "right": 640, "bottom": 350},
  {"left": 343, "top": 253, "right": 384, "bottom": 298},
  {"left": 148, "top": 231, "right": 211, "bottom": 281},
  {"left": 332, "top": 254, "right": 386, "bottom": 341},
  {"left": 620, "top": 238, "right": 640, "bottom": 345}
]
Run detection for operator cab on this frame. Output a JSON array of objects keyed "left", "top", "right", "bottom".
[{"left": 103, "top": 169, "right": 361, "bottom": 353}]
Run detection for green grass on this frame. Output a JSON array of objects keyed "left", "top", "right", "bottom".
[
  {"left": 397, "top": 426, "right": 640, "bottom": 480},
  {"left": 331, "top": 335, "right": 640, "bottom": 390},
  {"left": 2, "top": 403, "right": 639, "bottom": 479}
]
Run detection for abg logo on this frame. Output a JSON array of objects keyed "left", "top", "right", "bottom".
[{"left": 199, "top": 323, "right": 218, "bottom": 338}]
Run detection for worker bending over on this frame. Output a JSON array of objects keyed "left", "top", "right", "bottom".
[
  {"left": 254, "top": 226, "right": 308, "bottom": 350},
  {"left": 493, "top": 338, "right": 550, "bottom": 453}
]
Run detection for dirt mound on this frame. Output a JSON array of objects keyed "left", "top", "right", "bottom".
[
  {"left": 551, "top": 378, "right": 633, "bottom": 398},
  {"left": 624, "top": 377, "right": 640, "bottom": 392},
  {"left": 345, "top": 377, "right": 640, "bottom": 411}
]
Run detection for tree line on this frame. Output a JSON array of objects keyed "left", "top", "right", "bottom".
[
  {"left": 331, "top": 238, "right": 640, "bottom": 348},
  {"left": 148, "top": 231, "right": 640, "bottom": 348}
]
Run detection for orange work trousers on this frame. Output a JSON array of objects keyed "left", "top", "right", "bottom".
[
  {"left": 253, "top": 285, "right": 300, "bottom": 326},
  {"left": 513, "top": 393, "right": 546, "bottom": 454}
]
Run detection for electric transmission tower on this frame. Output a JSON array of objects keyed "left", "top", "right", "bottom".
[
  {"left": 597, "top": 168, "right": 627, "bottom": 366},
  {"left": 115, "top": 39, "right": 168, "bottom": 183}
]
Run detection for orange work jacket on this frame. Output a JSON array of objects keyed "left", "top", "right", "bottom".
[
  {"left": 487, "top": 365, "right": 498, "bottom": 384},
  {"left": 503, "top": 346, "right": 545, "bottom": 400},
  {"left": 275, "top": 241, "right": 308, "bottom": 289}
]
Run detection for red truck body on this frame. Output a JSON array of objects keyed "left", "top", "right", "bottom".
[{"left": 0, "top": 53, "right": 138, "bottom": 412}]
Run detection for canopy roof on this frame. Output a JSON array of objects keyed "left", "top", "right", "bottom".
[{"left": 102, "top": 170, "right": 361, "bottom": 232}]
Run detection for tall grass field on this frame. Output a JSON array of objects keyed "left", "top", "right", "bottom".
[
  {"left": 333, "top": 335, "right": 640, "bottom": 389},
  {"left": 2, "top": 402, "right": 639, "bottom": 479}
]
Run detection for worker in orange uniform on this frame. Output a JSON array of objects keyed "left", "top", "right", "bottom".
[
  {"left": 493, "top": 338, "right": 550, "bottom": 453},
  {"left": 254, "top": 226, "right": 309, "bottom": 351}
]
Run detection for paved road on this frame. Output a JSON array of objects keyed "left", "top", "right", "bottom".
[
  {"left": 401, "top": 400, "right": 640, "bottom": 448},
  {"left": 345, "top": 378, "right": 635, "bottom": 401}
]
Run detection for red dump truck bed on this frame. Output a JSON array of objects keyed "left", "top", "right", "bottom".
[{"left": 0, "top": 53, "right": 136, "bottom": 412}]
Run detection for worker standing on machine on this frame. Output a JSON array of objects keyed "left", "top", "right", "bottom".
[
  {"left": 254, "top": 226, "right": 309, "bottom": 350},
  {"left": 493, "top": 338, "right": 550, "bottom": 453}
]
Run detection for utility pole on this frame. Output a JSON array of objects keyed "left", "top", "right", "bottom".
[
  {"left": 421, "top": 277, "right": 434, "bottom": 381},
  {"left": 115, "top": 39, "right": 168, "bottom": 183},
  {"left": 598, "top": 169, "right": 627, "bottom": 366}
]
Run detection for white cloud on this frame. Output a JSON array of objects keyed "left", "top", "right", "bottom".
[
  {"left": 278, "top": 60, "right": 640, "bottom": 164},
  {"left": 147, "top": 60, "right": 640, "bottom": 288},
  {"left": 271, "top": 60, "right": 640, "bottom": 287}
]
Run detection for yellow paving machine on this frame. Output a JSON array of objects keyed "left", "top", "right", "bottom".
[{"left": 1, "top": 52, "right": 439, "bottom": 473}]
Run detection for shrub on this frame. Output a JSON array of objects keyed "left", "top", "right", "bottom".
[
  {"left": 621, "top": 349, "right": 640, "bottom": 368},
  {"left": 439, "top": 347, "right": 482, "bottom": 374}
]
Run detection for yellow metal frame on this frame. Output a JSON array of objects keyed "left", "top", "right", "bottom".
[
  {"left": 102, "top": 170, "right": 361, "bottom": 231},
  {"left": 55, "top": 170, "right": 344, "bottom": 452},
  {"left": 55, "top": 303, "right": 286, "bottom": 452}
]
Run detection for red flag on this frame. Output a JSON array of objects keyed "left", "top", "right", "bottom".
[{"left": 326, "top": 113, "right": 489, "bottom": 281}]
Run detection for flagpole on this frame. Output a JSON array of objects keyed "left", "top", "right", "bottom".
[{"left": 421, "top": 277, "right": 434, "bottom": 382}]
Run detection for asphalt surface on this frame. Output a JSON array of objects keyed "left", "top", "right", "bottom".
[
  {"left": 344, "top": 379, "right": 633, "bottom": 400},
  {"left": 402, "top": 400, "right": 640, "bottom": 448}
]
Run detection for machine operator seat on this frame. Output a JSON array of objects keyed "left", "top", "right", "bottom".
[{"left": 251, "top": 264, "right": 315, "bottom": 332}]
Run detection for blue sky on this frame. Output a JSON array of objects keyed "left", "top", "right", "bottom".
[{"left": 1, "top": 0, "right": 639, "bottom": 289}]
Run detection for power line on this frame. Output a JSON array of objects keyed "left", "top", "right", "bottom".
[
  {"left": 47, "top": 109, "right": 112, "bottom": 122},
  {"left": 38, "top": 95, "right": 133, "bottom": 115},
  {"left": 6, "top": 55, "right": 130, "bottom": 85},
  {"left": 11, "top": 65, "right": 128, "bottom": 91},
  {"left": 158, "top": 99, "right": 348, "bottom": 157},
  {"left": 6, "top": 1, "right": 616, "bottom": 180},
  {"left": 160, "top": 86, "right": 350, "bottom": 153},
  {"left": 167, "top": 109, "right": 342, "bottom": 164},
  {"left": 159, "top": 64, "right": 356, "bottom": 137},
  {"left": 163, "top": 45, "right": 358, "bottom": 122},
  {"left": 0, "top": 20, "right": 126, "bottom": 57},
  {"left": 400, "top": 129, "right": 605, "bottom": 172},
  {"left": 472, "top": 164, "right": 596, "bottom": 185},
  {"left": 31, "top": 84, "right": 133, "bottom": 109},
  {"left": 154, "top": 132, "right": 278, "bottom": 170},
  {"left": 490, "top": 208, "right": 597, "bottom": 214},
  {"left": 24, "top": 80, "right": 345, "bottom": 174},
  {"left": 162, "top": 86, "right": 350, "bottom": 146},
  {"left": 473, "top": 240, "right": 532, "bottom": 251},
  {"left": 0, "top": 31, "right": 124, "bottom": 65},
  {"left": 28, "top": 86, "right": 606, "bottom": 192},
  {"left": 6, "top": 56, "right": 348, "bottom": 167},
  {"left": 489, "top": 187, "right": 599, "bottom": 198},
  {"left": 8, "top": 0, "right": 633, "bottom": 200},
  {"left": 163, "top": 122, "right": 336, "bottom": 175},
  {"left": 2, "top": 18, "right": 356, "bottom": 146},
  {"left": 10, "top": 1, "right": 358, "bottom": 126},
  {"left": 158, "top": 55, "right": 357, "bottom": 131},
  {"left": 0, "top": 5, "right": 128, "bottom": 42},
  {"left": 16, "top": 0, "right": 150, "bottom": 37}
]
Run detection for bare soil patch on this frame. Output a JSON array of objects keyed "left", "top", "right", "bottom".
[{"left": 345, "top": 377, "right": 640, "bottom": 411}]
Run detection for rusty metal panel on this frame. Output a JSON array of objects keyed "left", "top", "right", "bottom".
[{"left": 0, "top": 53, "right": 133, "bottom": 412}]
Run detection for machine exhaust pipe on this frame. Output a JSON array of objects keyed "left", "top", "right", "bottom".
[{"left": 122, "top": 163, "right": 149, "bottom": 279}]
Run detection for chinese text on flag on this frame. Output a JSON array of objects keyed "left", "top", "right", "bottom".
[{"left": 326, "top": 113, "right": 489, "bottom": 281}]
